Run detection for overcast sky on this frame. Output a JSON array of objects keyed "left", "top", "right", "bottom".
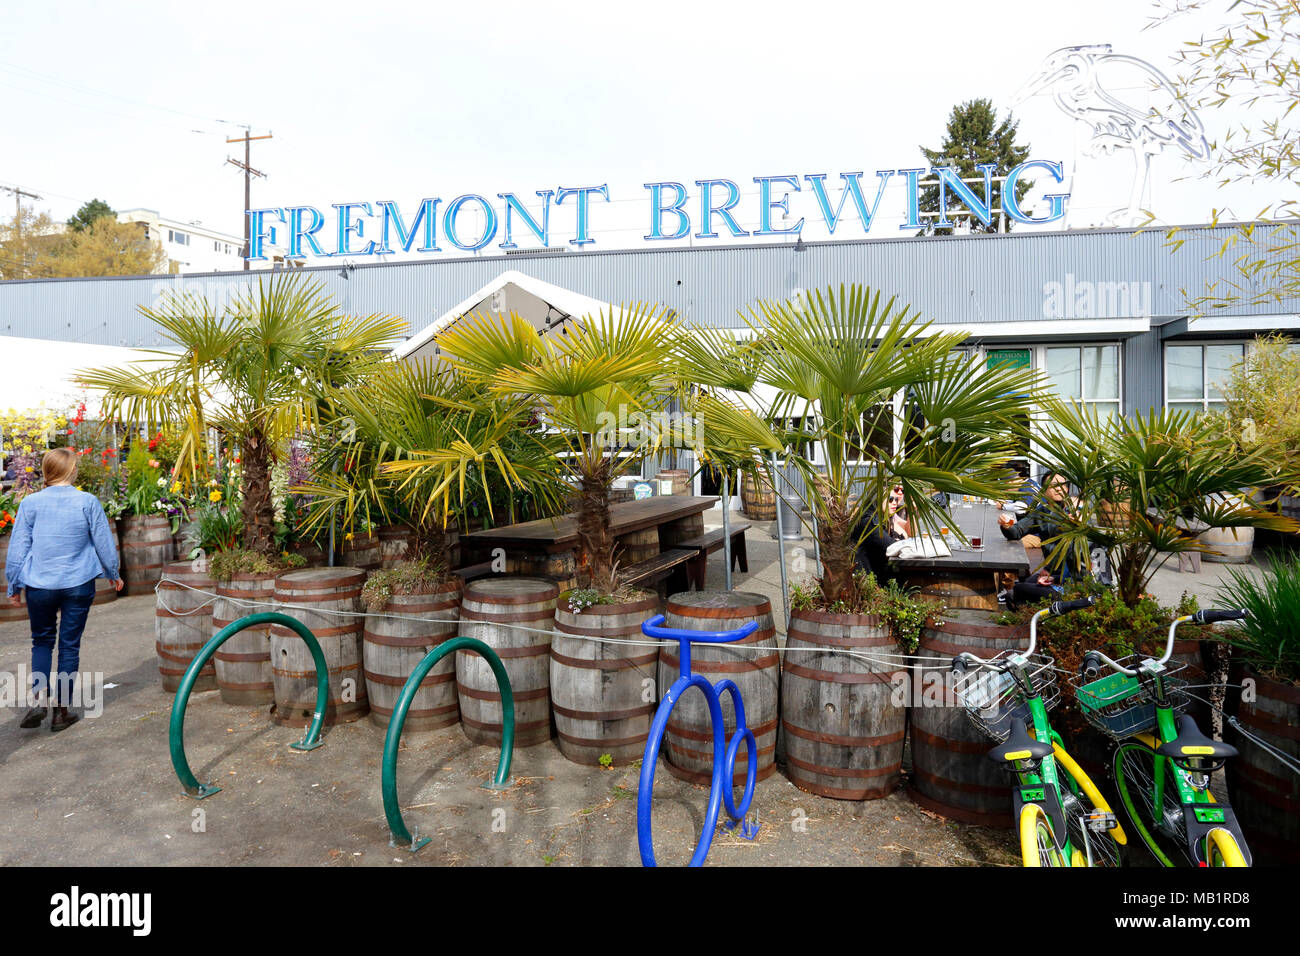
[{"left": 0, "top": 0, "right": 1285, "bottom": 259}]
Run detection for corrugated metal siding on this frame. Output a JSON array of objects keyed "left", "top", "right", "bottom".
[{"left": 1, "top": 223, "right": 1297, "bottom": 346}]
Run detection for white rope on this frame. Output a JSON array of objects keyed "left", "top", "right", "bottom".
[{"left": 155, "top": 576, "right": 955, "bottom": 675}]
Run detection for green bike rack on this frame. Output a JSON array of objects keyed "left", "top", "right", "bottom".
[
  {"left": 169, "top": 611, "right": 330, "bottom": 799},
  {"left": 382, "top": 637, "right": 515, "bottom": 852}
]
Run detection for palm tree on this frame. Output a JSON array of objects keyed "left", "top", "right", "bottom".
[
  {"left": 78, "top": 275, "right": 407, "bottom": 555},
  {"left": 681, "top": 284, "right": 1043, "bottom": 606},
  {"left": 1030, "top": 400, "right": 1299, "bottom": 606},
  {"left": 436, "top": 305, "right": 678, "bottom": 592},
  {"left": 295, "top": 357, "right": 566, "bottom": 566}
]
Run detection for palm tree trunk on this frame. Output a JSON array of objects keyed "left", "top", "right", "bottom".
[
  {"left": 241, "top": 429, "right": 276, "bottom": 555},
  {"left": 576, "top": 463, "right": 614, "bottom": 592},
  {"left": 1117, "top": 542, "right": 1146, "bottom": 607},
  {"left": 818, "top": 497, "right": 857, "bottom": 606}
]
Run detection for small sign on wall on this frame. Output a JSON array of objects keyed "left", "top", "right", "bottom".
[{"left": 633, "top": 481, "right": 654, "bottom": 500}]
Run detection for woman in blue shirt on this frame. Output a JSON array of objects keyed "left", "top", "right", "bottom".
[{"left": 6, "top": 447, "right": 123, "bottom": 731}]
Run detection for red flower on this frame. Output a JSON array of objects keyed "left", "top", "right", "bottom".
[{"left": 234, "top": 456, "right": 241, "bottom": 464}]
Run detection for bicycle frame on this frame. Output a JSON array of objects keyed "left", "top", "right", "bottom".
[{"left": 1001, "top": 656, "right": 1074, "bottom": 858}]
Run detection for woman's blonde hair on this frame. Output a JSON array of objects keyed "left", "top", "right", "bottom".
[{"left": 42, "top": 447, "right": 78, "bottom": 486}]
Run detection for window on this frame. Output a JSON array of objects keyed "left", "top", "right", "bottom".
[
  {"left": 1165, "top": 343, "right": 1244, "bottom": 413},
  {"left": 168, "top": 229, "right": 189, "bottom": 246},
  {"left": 1043, "top": 345, "right": 1120, "bottom": 419}
]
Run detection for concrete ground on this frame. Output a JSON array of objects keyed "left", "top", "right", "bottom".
[{"left": 0, "top": 516, "right": 1266, "bottom": 868}]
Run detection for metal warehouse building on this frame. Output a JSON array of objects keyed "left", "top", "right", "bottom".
[{"left": 1, "top": 221, "right": 1297, "bottom": 491}]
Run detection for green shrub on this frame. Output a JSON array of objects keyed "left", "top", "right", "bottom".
[
  {"left": 790, "top": 570, "right": 941, "bottom": 651},
  {"left": 1214, "top": 550, "right": 1300, "bottom": 685},
  {"left": 361, "top": 558, "right": 451, "bottom": 612},
  {"left": 208, "top": 548, "right": 305, "bottom": 582}
]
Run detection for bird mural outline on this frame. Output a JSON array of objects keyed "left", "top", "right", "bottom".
[{"left": 1014, "top": 43, "right": 1211, "bottom": 227}]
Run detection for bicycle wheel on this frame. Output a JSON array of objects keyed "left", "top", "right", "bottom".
[
  {"left": 1205, "top": 827, "right": 1248, "bottom": 868},
  {"left": 1055, "top": 746, "right": 1122, "bottom": 867},
  {"left": 1019, "top": 803, "right": 1067, "bottom": 867},
  {"left": 1113, "top": 741, "right": 1187, "bottom": 867}
]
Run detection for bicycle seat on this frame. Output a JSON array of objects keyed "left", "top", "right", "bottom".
[
  {"left": 987, "top": 717, "right": 1054, "bottom": 764},
  {"left": 1155, "top": 715, "right": 1238, "bottom": 761}
]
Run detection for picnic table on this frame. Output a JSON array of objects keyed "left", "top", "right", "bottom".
[
  {"left": 891, "top": 501, "right": 1031, "bottom": 610},
  {"left": 461, "top": 495, "right": 720, "bottom": 588}
]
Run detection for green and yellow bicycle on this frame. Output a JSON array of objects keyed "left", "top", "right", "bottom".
[
  {"left": 952, "top": 597, "right": 1127, "bottom": 867},
  {"left": 1076, "top": 608, "right": 1252, "bottom": 867}
]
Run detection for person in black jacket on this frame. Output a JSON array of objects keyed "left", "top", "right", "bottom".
[
  {"left": 855, "top": 485, "right": 910, "bottom": 586},
  {"left": 998, "top": 471, "right": 1078, "bottom": 605}
]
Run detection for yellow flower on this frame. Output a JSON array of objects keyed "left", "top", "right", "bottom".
[
  {"left": 171, "top": 482, "right": 182, "bottom": 493},
  {"left": 344, "top": 532, "right": 354, "bottom": 542},
  {"left": 209, "top": 490, "right": 222, "bottom": 503},
  {"left": 24, "top": 466, "right": 32, "bottom": 473},
  {"left": 23, "top": 445, "right": 31, "bottom": 454}
]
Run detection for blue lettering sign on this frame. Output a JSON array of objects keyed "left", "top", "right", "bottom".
[
  {"left": 555, "top": 184, "right": 608, "bottom": 247},
  {"left": 1002, "top": 160, "right": 1070, "bottom": 224},
  {"left": 334, "top": 201, "right": 376, "bottom": 256},
  {"left": 643, "top": 182, "right": 690, "bottom": 240},
  {"left": 443, "top": 195, "right": 497, "bottom": 252},
  {"left": 753, "top": 175, "right": 803, "bottom": 236},
  {"left": 246, "top": 208, "right": 285, "bottom": 261},
  {"left": 498, "top": 190, "right": 554, "bottom": 249},
  {"left": 932, "top": 164, "right": 996, "bottom": 229},
  {"left": 804, "top": 171, "right": 893, "bottom": 235},
  {"left": 378, "top": 199, "right": 441, "bottom": 254},
  {"left": 286, "top": 206, "right": 328, "bottom": 259},
  {"left": 695, "top": 179, "right": 748, "bottom": 239}
]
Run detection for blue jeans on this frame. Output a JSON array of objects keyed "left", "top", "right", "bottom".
[{"left": 27, "top": 579, "right": 96, "bottom": 705}]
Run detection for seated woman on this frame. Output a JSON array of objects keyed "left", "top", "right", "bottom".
[
  {"left": 855, "top": 485, "right": 910, "bottom": 586},
  {"left": 998, "top": 470, "right": 1079, "bottom": 606}
]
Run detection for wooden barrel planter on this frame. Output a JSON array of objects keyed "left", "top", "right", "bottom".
[
  {"left": 92, "top": 577, "right": 117, "bottom": 606},
  {"left": 657, "top": 469, "right": 691, "bottom": 497},
  {"left": 741, "top": 472, "right": 776, "bottom": 521},
  {"left": 1225, "top": 667, "right": 1300, "bottom": 864},
  {"left": 908, "top": 609, "right": 1029, "bottom": 826},
  {"left": 509, "top": 550, "right": 578, "bottom": 592},
  {"left": 658, "top": 591, "right": 779, "bottom": 786},
  {"left": 270, "top": 567, "right": 368, "bottom": 727},
  {"left": 550, "top": 590, "right": 659, "bottom": 766},
  {"left": 0, "top": 535, "right": 21, "bottom": 622},
  {"left": 363, "top": 581, "right": 462, "bottom": 733},
  {"left": 905, "top": 568, "right": 998, "bottom": 611},
  {"left": 377, "top": 525, "right": 416, "bottom": 569},
  {"left": 155, "top": 561, "right": 217, "bottom": 694},
  {"left": 122, "top": 515, "right": 174, "bottom": 595},
  {"left": 456, "top": 577, "right": 557, "bottom": 747},
  {"left": 337, "top": 533, "right": 380, "bottom": 570},
  {"left": 662, "top": 512, "right": 704, "bottom": 547},
  {"left": 615, "top": 528, "right": 659, "bottom": 567},
  {"left": 782, "top": 608, "right": 906, "bottom": 800},
  {"left": 1198, "top": 525, "right": 1255, "bottom": 564},
  {"left": 212, "top": 571, "right": 278, "bottom": 705},
  {"left": 171, "top": 518, "right": 198, "bottom": 563}
]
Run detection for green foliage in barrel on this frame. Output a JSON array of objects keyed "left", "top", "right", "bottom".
[
  {"left": 1215, "top": 550, "right": 1300, "bottom": 685},
  {"left": 438, "top": 305, "right": 681, "bottom": 594},
  {"left": 680, "top": 284, "right": 1041, "bottom": 608},
  {"left": 298, "top": 357, "right": 564, "bottom": 576},
  {"left": 1030, "top": 400, "right": 1299, "bottom": 607},
  {"left": 79, "top": 274, "right": 407, "bottom": 555}
]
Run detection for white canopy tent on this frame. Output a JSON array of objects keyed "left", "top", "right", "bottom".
[{"left": 0, "top": 335, "right": 166, "bottom": 417}]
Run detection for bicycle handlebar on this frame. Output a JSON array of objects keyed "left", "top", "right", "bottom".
[
  {"left": 950, "top": 595, "right": 1095, "bottom": 672},
  {"left": 1081, "top": 608, "right": 1250, "bottom": 678}
]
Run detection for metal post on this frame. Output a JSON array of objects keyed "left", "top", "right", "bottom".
[
  {"left": 770, "top": 452, "right": 791, "bottom": 632},
  {"left": 722, "top": 470, "right": 733, "bottom": 591}
]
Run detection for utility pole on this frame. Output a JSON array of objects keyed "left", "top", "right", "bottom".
[
  {"left": 1, "top": 184, "right": 42, "bottom": 278},
  {"left": 225, "top": 127, "right": 271, "bottom": 271}
]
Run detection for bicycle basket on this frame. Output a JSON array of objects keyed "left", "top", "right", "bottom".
[
  {"left": 1071, "top": 657, "right": 1188, "bottom": 741},
  {"left": 954, "top": 652, "right": 1060, "bottom": 742}
]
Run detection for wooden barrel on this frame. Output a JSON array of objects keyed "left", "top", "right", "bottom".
[
  {"left": 290, "top": 539, "right": 328, "bottom": 566},
  {"left": 509, "top": 549, "right": 578, "bottom": 591},
  {"left": 615, "top": 528, "right": 659, "bottom": 567},
  {"left": 270, "top": 567, "right": 368, "bottom": 727},
  {"left": 172, "top": 518, "right": 198, "bottom": 562},
  {"left": 658, "top": 591, "right": 779, "bottom": 786},
  {"left": 338, "top": 533, "right": 380, "bottom": 570},
  {"left": 662, "top": 512, "right": 704, "bottom": 547},
  {"left": 92, "top": 577, "right": 117, "bottom": 606},
  {"left": 377, "top": 525, "right": 415, "bottom": 569},
  {"left": 364, "top": 582, "right": 462, "bottom": 732},
  {"left": 122, "top": 515, "right": 174, "bottom": 595},
  {"left": 456, "top": 577, "right": 557, "bottom": 747},
  {"left": 212, "top": 571, "right": 278, "bottom": 705},
  {"left": 657, "top": 469, "right": 691, "bottom": 497},
  {"left": 906, "top": 568, "right": 999, "bottom": 611},
  {"left": 782, "top": 607, "right": 906, "bottom": 800},
  {"left": 1199, "top": 525, "right": 1255, "bottom": 564},
  {"left": 0, "top": 535, "right": 22, "bottom": 622},
  {"left": 741, "top": 472, "right": 776, "bottom": 521},
  {"left": 1225, "top": 668, "right": 1300, "bottom": 864},
  {"left": 909, "top": 609, "right": 1029, "bottom": 826},
  {"left": 154, "top": 561, "right": 218, "bottom": 694},
  {"left": 551, "top": 591, "right": 659, "bottom": 765}
]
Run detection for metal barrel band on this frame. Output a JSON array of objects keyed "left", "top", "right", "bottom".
[
  {"left": 636, "top": 614, "right": 761, "bottom": 867},
  {"left": 381, "top": 636, "right": 515, "bottom": 853},
  {"left": 168, "top": 611, "right": 331, "bottom": 800}
]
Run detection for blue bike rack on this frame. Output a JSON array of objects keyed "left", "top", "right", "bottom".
[{"left": 637, "top": 613, "right": 761, "bottom": 867}]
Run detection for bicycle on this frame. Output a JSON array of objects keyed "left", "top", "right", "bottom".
[
  {"left": 1075, "top": 608, "right": 1252, "bottom": 867},
  {"left": 952, "top": 596, "right": 1127, "bottom": 867}
]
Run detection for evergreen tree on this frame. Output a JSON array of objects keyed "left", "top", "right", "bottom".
[
  {"left": 918, "top": 99, "right": 1030, "bottom": 235},
  {"left": 66, "top": 198, "right": 116, "bottom": 232}
]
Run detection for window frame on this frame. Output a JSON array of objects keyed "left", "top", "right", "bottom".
[{"left": 1162, "top": 341, "right": 1248, "bottom": 414}]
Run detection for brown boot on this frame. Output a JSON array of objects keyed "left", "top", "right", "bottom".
[
  {"left": 19, "top": 704, "right": 47, "bottom": 728},
  {"left": 50, "top": 707, "right": 80, "bottom": 733}
]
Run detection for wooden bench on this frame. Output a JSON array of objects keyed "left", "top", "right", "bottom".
[
  {"left": 453, "top": 561, "right": 497, "bottom": 583},
  {"left": 620, "top": 548, "right": 695, "bottom": 597},
  {"left": 674, "top": 523, "right": 750, "bottom": 590}
]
